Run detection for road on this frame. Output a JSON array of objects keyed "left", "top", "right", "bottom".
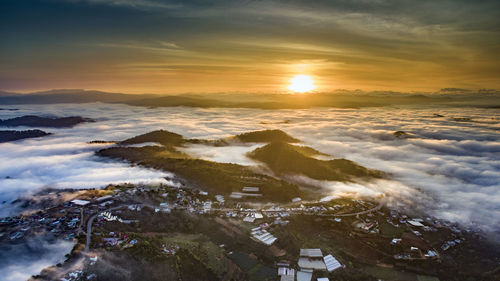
[
  {"left": 84, "top": 204, "right": 130, "bottom": 252},
  {"left": 84, "top": 198, "right": 384, "bottom": 252}
]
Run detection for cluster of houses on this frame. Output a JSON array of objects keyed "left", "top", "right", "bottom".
[
  {"left": 101, "top": 231, "right": 138, "bottom": 248},
  {"left": 277, "top": 249, "right": 343, "bottom": 281},
  {"left": 0, "top": 201, "right": 83, "bottom": 243},
  {"left": 60, "top": 270, "right": 96, "bottom": 281},
  {"left": 385, "top": 209, "right": 473, "bottom": 261}
]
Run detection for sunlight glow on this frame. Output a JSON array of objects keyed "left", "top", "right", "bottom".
[{"left": 288, "top": 75, "right": 316, "bottom": 93}]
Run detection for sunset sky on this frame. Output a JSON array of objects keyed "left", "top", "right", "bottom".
[{"left": 1, "top": 0, "right": 499, "bottom": 93}]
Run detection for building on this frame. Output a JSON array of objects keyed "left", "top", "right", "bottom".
[
  {"left": 408, "top": 220, "right": 425, "bottom": 227},
  {"left": 96, "top": 195, "right": 112, "bottom": 202},
  {"left": 297, "top": 270, "right": 313, "bottom": 281},
  {"left": 71, "top": 199, "right": 90, "bottom": 206},
  {"left": 278, "top": 267, "right": 295, "bottom": 281},
  {"left": 251, "top": 227, "right": 277, "bottom": 245},
  {"left": 323, "top": 254, "right": 342, "bottom": 272},
  {"left": 215, "top": 195, "right": 225, "bottom": 203},
  {"left": 242, "top": 186, "right": 260, "bottom": 192},
  {"left": 298, "top": 249, "right": 327, "bottom": 271},
  {"left": 243, "top": 216, "right": 255, "bottom": 223}
]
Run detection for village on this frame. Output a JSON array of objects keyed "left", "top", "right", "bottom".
[{"left": 0, "top": 183, "right": 489, "bottom": 281}]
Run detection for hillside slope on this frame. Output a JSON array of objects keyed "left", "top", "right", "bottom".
[
  {"left": 120, "top": 130, "right": 185, "bottom": 146},
  {"left": 235, "top": 129, "right": 299, "bottom": 143},
  {"left": 248, "top": 142, "right": 384, "bottom": 181}
]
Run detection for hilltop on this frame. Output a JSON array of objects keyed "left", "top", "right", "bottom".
[
  {"left": 97, "top": 129, "right": 384, "bottom": 201},
  {"left": 120, "top": 130, "right": 185, "bottom": 147},
  {"left": 248, "top": 142, "right": 384, "bottom": 181},
  {"left": 118, "top": 129, "right": 299, "bottom": 147},
  {"left": 0, "top": 130, "right": 51, "bottom": 143},
  {"left": 234, "top": 129, "right": 300, "bottom": 143}
]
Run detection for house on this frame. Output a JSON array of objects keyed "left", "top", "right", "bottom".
[
  {"left": 203, "top": 201, "right": 212, "bottom": 212},
  {"left": 103, "top": 238, "right": 118, "bottom": 246},
  {"left": 297, "top": 270, "right": 313, "bottom": 281},
  {"left": 292, "top": 197, "right": 302, "bottom": 203},
  {"left": 242, "top": 186, "right": 260, "bottom": 192},
  {"left": 317, "top": 278, "right": 330, "bottom": 281},
  {"left": 243, "top": 216, "right": 255, "bottom": 223},
  {"left": 298, "top": 249, "right": 327, "bottom": 271},
  {"left": 215, "top": 195, "right": 225, "bottom": 203},
  {"left": 251, "top": 227, "right": 277, "bottom": 245},
  {"left": 323, "top": 254, "right": 342, "bottom": 272},
  {"left": 353, "top": 220, "right": 378, "bottom": 233},
  {"left": 278, "top": 267, "right": 289, "bottom": 275},
  {"left": 391, "top": 238, "right": 402, "bottom": 245},
  {"left": 71, "top": 199, "right": 90, "bottom": 206},
  {"left": 278, "top": 266, "right": 295, "bottom": 281},
  {"left": 96, "top": 195, "right": 112, "bottom": 202},
  {"left": 408, "top": 220, "right": 424, "bottom": 227}
]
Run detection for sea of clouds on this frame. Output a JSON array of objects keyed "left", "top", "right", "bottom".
[
  {"left": 0, "top": 234, "right": 74, "bottom": 281},
  {"left": 0, "top": 103, "right": 499, "bottom": 228},
  {"left": 0, "top": 102, "right": 498, "bottom": 279}
]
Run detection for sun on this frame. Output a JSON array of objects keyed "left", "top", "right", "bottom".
[{"left": 288, "top": 75, "right": 316, "bottom": 93}]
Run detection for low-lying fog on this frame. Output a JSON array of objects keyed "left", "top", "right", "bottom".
[
  {"left": 0, "top": 234, "right": 74, "bottom": 281},
  {"left": 0, "top": 103, "right": 499, "bottom": 234}
]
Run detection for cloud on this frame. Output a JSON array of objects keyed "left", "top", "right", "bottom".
[
  {"left": 66, "top": 0, "right": 182, "bottom": 10},
  {"left": 0, "top": 103, "right": 499, "bottom": 235},
  {"left": 0, "top": 235, "right": 74, "bottom": 281},
  {"left": 179, "top": 143, "right": 263, "bottom": 166},
  {"left": 2, "top": 0, "right": 500, "bottom": 92}
]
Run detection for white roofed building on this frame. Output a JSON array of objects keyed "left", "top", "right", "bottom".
[
  {"left": 323, "top": 254, "right": 342, "bottom": 272},
  {"left": 297, "top": 270, "right": 313, "bottom": 281},
  {"left": 408, "top": 220, "right": 425, "bottom": 227},
  {"left": 242, "top": 186, "right": 260, "bottom": 192},
  {"left": 71, "top": 199, "right": 90, "bottom": 206},
  {"left": 298, "top": 249, "right": 327, "bottom": 271}
]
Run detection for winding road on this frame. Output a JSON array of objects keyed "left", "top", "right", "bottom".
[
  {"left": 85, "top": 204, "right": 131, "bottom": 252},
  {"left": 84, "top": 198, "right": 385, "bottom": 252}
]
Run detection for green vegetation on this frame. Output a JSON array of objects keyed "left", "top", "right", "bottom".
[
  {"left": 229, "top": 252, "right": 275, "bottom": 281},
  {"left": 393, "top": 131, "right": 414, "bottom": 139},
  {"left": 97, "top": 146, "right": 303, "bottom": 202},
  {"left": 120, "top": 130, "right": 185, "bottom": 146},
  {"left": 235, "top": 129, "right": 300, "bottom": 143},
  {"left": 248, "top": 142, "right": 385, "bottom": 181},
  {"left": 364, "top": 265, "right": 418, "bottom": 281},
  {"left": 379, "top": 222, "right": 405, "bottom": 238},
  {"left": 0, "top": 129, "right": 50, "bottom": 143}
]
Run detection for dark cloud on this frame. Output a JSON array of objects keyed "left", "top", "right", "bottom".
[{"left": 1, "top": 0, "right": 499, "bottom": 92}]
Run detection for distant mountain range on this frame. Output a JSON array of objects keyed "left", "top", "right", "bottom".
[{"left": 0, "top": 89, "right": 499, "bottom": 109}]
